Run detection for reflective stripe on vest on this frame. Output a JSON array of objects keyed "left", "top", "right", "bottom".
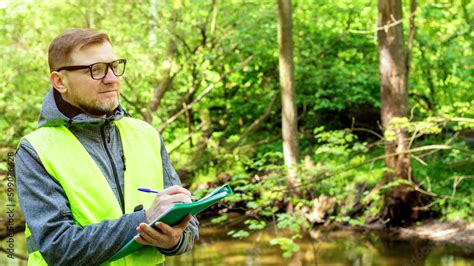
[{"left": 23, "top": 117, "right": 165, "bottom": 265}]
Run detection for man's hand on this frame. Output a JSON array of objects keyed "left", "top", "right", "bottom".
[
  {"left": 134, "top": 214, "right": 192, "bottom": 249},
  {"left": 145, "top": 185, "right": 192, "bottom": 223}
]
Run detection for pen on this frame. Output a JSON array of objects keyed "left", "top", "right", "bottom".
[
  {"left": 137, "top": 188, "right": 196, "bottom": 200},
  {"left": 138, "top": 188, "right": 160, "bottom": 193}
]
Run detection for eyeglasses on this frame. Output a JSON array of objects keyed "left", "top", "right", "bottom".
[{"left": 56, "top": 59, "right": 127, "bottom": 80}]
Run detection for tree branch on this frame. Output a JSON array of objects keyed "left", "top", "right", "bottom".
[
  {"left": 158, "top": 55, "right": 254, "bottom": 133},
  {"left": 349, "top": 10, "right": 417, "bottom": 35},
  {"left": 350, "top": 117, "right": 385, "bottom": 139},
  {"left": 231, "top": 94, "right": 278, "bottom": 149}
]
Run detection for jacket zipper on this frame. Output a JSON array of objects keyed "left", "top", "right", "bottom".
[{"left": 100, "top": 122, "right": 125, "bottom": 214}]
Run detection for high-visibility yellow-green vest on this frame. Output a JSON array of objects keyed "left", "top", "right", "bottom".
[{"left": 22, "top": 117, "right": 165, "bottom": 265}]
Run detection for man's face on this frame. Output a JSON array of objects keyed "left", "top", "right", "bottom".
[{"left": 59, "top": 41, "right": 121, "bottom": 117}]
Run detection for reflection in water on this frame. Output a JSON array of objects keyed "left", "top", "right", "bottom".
[
  {"left": 168, "top": 224, "right": 474, "bottom": 266},
  {"left": 2, "top": 226, "right": 473, "bottom": 265}
]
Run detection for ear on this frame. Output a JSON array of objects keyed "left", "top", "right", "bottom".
[{"left": 50, "top": 71, "right": 67, "bottom": 93}]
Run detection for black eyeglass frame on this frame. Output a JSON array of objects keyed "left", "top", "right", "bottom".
[{"left": 56, "top": 59, "right": 127, "bottom": 80}]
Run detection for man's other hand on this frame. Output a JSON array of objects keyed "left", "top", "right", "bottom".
[{"left": 134, "top": 214, "right": 192, "bottom": 249}]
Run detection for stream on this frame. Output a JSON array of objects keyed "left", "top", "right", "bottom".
[
  {"left": 2, "top": 224, "right": 473, "bottom": 265},
  {"left": 168, "top": 222, "right": 474, "bottom": 266}
]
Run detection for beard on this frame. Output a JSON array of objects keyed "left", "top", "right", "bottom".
[
  {"left": 67, "top": 90, "right": 119, "bottom": 117},
  {"left": 62, "top": 81, "right": 121, "bottom": 117},
  {"left": 78, "top": 97, "right": 119, "bottom": 116}
]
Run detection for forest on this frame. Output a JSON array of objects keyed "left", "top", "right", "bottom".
[{"left": 0, "top": 0, "right": 473, "bottom": 265}]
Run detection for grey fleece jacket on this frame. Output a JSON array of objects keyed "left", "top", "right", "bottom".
[{"left": 15, "top": 89, "right": 199, "bottom": 265}]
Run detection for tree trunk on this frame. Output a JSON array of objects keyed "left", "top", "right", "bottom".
[
  {"left": 277, "top": 0, "right": 300, "bottom": 201},
  {"left": 378, "top": 0, "right": 429, "bottom": 225},
  {"left": 378, "top": 0, "right": 409, "bottom": 176}
]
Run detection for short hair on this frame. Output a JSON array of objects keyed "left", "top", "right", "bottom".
[{"left": 48, "top": 29, "right": 111, "bottom": 72}]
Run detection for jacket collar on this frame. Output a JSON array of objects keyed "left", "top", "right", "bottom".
[{"left": 53, "top": 88, "right": 83, "bottom": 119}]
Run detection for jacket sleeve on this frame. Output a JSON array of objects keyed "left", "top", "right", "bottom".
[
  {"left": 157, "top": 136, "right": 199, "bottom": 255},
  {"left": 16, "top": 140, "right": 149, "bottom": 265}
]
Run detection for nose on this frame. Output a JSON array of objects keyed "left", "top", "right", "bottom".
[{"left": 102, "top": 67, "right": 119, "bottom": 84}]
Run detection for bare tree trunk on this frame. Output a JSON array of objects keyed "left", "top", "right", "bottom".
[
  {"left": 277, "top": 0, "right": 300, "bottom": 201},
  {"left": 378, "top": 0, "right": 429, "bottom": 225},
  {"left": 378, "top": 0, "right": 410, "bottom": 177}
]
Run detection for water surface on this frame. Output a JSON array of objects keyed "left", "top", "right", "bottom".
[
  {"left": 168, "top": 224, "right": 474, "bottom": 266},
  {"left": 2, "top": 225, "right": 473, "bottom": 265}
]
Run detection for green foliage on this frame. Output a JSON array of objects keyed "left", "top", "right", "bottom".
[
  {"left": 308, "top": 128, "right": 384, "bottom": 203},
  {"left": 276, "top": 213, "right": 311, "bottom": 232},
  {"left": 227, "top": 229, "right": 249, "bottom": 239},
  {"left": 210, "top": 215, "right": 228, "bottom": 224},
  {"left": 333, "top": 216, "right": 365, "bottom": 226},
  {"left": 412, "top": 141, "right": 474, "bottom": 221},
  {"left": 269, "top": 235, "right": 301, "bottom": 258},
  {"left": 244, "top": 219, "right": 266, "bottom": 230}
]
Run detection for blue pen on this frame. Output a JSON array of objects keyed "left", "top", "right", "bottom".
[
  {"left": 138, "top": 188, "right": 159, "bottom": 193},
  {"left": 138, "top": 188, "right": 196, "bottom": 200}
]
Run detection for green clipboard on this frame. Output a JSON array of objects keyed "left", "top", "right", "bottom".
[{"left": 109, "top": 184, "right": 233, "bottom": 261}]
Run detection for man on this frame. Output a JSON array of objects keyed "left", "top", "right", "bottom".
[{"left": 15, "top": 28, "right": 199, "bottom": 265}]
